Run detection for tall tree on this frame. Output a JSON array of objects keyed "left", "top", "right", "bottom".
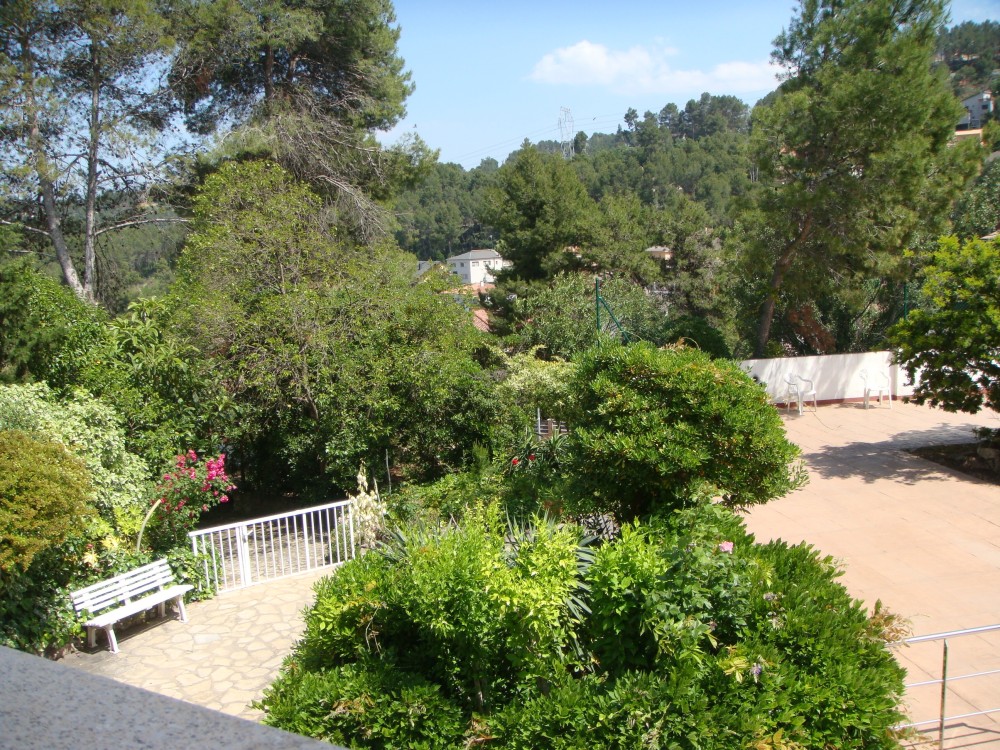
[
  {"left": 170, "top": 0, "right": 412, "bottom": 134},
  {"left": 479, "top": 146, "right": 597, "bottom": 281},
  {"left": 0, "top": 0, "right": 182, "bottom": 304},
  {"left": 169, "top": 0, "right": 421, "bottom": 236},
  {"left": 748, "top": 0, "right": 981, "bottom": 356},
  {"left": 174, "top": 161, "right": 494, "bottom": 492}
]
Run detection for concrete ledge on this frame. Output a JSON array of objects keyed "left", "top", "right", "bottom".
[{"left": 0, "top": 645, "right": 339, "bottom": 750}]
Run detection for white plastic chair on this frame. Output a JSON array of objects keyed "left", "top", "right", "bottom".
[
  {"left": 860, "top": 369, "right": 891, "bottom": 409},
  {"left": 784, "top": 374, "right": 817, "bottom": 415}
]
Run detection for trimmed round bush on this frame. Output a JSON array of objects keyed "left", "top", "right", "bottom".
[{"left": 562, "top": 341, "right": 805, "bottom": 522}]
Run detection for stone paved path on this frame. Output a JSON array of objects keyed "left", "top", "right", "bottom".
[
  {"left": 745, "top": 401, "right": 1000, "bottom": 749},
  {"left": 64, "top": 566, "right": 331, "bottom": 721}
]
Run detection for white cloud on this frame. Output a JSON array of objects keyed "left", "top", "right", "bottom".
[{"left": 529, "top": 40, "right": 779, "bottom": 96}]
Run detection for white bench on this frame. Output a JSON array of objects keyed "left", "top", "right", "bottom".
[{"left": 70, "top": 559, "right": 193, "bottom": 654}]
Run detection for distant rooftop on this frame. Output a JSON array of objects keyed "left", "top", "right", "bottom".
[{"left": 446, "top": 248, "right": 502, "bottom": 262}]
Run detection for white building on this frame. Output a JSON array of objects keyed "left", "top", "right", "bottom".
[
  {"left": 445, "top": 249, "right": 509, "bottom": 286},
  {"left": 959, "top": 91, "right": 993, "bottom": 130}
]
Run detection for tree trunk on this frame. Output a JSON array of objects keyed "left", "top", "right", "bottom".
[
  {"left": 753, "top": 216, "right": 813, "bottom": 358},
  {"left": 82, "top": 43, "right": 101, "bottom": 301},
  {"left": 22, "top": 31, "right": 87, "bottom": 301},
  {"left": 39, "top": 179, "right": 86, "bottom": 300}
]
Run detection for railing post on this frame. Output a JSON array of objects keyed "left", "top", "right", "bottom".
[
  {"left": 303, "top": 512, "right": 312, "bottom": 571},
  {"left": 237, "top": 525, "right": 252, "bottom": 587},
  {"left": 939, "top": 639, "right": 949, "bottom": 750}
]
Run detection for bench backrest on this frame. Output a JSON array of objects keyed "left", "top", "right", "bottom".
[{"left": 70, "top": 559, "right": 176, "bottom": 615}]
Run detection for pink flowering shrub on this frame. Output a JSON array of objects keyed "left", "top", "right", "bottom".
[{"left": 142, "top": 451, "right": 235, "bottom": 551}]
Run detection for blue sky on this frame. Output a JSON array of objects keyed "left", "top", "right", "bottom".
[{"left": 380, "top": 0, "right": 998, "bottom": 169}]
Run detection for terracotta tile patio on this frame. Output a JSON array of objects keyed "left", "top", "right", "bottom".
[{"left": 744, "top": 401, "right": 1000, "bottom": 749}]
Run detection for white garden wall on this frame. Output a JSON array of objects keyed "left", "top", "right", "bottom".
[{"left": 740, "top": 351, "right": 916, "bottom": 405}]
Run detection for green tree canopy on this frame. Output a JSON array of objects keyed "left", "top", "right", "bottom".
[
  {"left": 170, "top": 0, "right": 412, "bottom": 134},
  {"left": 889, "top": 235, "right": 1000, "bottom": 414},
  {"left": 747, "top": 0, "right": 981, "bottom": 356},
  {"left": 174, "top": 160, "right": 495, "bottom": 492},
  {"left": 480, "top": 146, "right": 598, "bottom": 282},
  {"left": 169, "top": 0, "right": 422, "bottom": 238},
  {"left": 936, "top": 20, "right": 1000, "bottom": 97},
  {"left": 0, "top": 260, "right": 108, "bottom": 386},
  {"left": 953, "top": 159, "right": 1000, "bottom": 240},
  {"left": 494, "top": 273, "right": 668, "bottom": 360},
  {"left": 0, "top": 0, "right": 183, "bottom": 304}
]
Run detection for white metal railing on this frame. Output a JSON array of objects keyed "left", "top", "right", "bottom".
[
  {"left": 189, "top": 499, "right": 355, "bottom": 592},
  {"left": 896, "top": 623, "right": 1000, "bottom": 749}
]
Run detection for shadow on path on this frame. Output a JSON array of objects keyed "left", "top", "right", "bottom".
[{"left": 800, "top": 425, "right": 988, "bottom": 485}]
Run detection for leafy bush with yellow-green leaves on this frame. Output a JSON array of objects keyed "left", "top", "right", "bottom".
[
  {"left": 0, "top": 431, "right": 95, "bottom": 574},
  {"left": 0, "top": 430, "right": 96, "bottom": 653},
  {"left": 259, "top": 504, "right": 907, "bottom": 749},
  {"left": 0, "top": 383, "right": 151, "bottom": 537}
]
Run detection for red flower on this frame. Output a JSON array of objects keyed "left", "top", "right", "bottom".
[
  {"left": 511, "top": 457, "right": 520, "bottom": 466},
  {"left": 528, "top": 454, "right": 536, "bottom": 461}
]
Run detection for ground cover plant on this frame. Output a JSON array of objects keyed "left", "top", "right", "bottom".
[{"left": 259, "top": 503, "right": 907, "bottom": 749}]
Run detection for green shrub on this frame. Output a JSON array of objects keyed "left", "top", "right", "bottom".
[
  {"left": 0, "top": 430, "right": 95, "bottom": 572},
  {"left": 496, "top": 273, "right": 669, "bottom": 360},
  {"left": 500, "top": 432, "right": 571, "bottom": 521},
  {"left": 389, "top": 469, "right": 502, "bottom": 526},
  {"left": 0, "top": 383, "right": 151, "bottom": 535},
  {"left": 662, "top": 315, "right": 733, "bottom": 359},
  {"left": 261, "top": 507, "right": 592, "bottom": 743},
  {"left": 0, "top": 543, "right": 86, "bottom": 655},
  {"left": 562, "top": 342, "right": 805, "bottom": 522},
  {"left": 0, "top": 259, "right": 108, "bottom": 387},
  {"left": 258, "top": 661, "right": 467, "bottom": 749},
  {"left": 76, "top": 298, "right": 228, "bottom": 469},
  {"left": 0, "top": 430, "right": 95, "bottom": 654},
  {"left": 260, "top": 504, "right": 906, "bottom": 750}
]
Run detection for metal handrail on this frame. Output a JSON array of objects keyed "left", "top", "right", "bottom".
[
  {"left": 192, "top": 498, "right": 352, "bottom": 535},
  {"left": 189, "top": 499, "right": 355, "bottom": 592},
  {"left": 895, "top": 623, "right": 1000, "bottom": 749}
]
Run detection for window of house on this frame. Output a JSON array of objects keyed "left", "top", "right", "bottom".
[{"left": 472, "top": 261, "right": 479, "bottom": 267}]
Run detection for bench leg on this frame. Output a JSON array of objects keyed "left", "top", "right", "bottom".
[
  {"left": 105, "top": 626, "right": 120, "bottom": 654},
  {"left": 87, "top": 626, "right": 97, "bottom": 649},
  {"left": 157, "top": 601, "right": 166, "bottom": 618},
  {"left": 174, "top": 596, "right": 189, "bottom": 623}
]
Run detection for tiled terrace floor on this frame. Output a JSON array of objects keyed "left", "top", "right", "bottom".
[
  {"left": 64, "top": 401, "right": 1000, "bottom": 746},
  {"left": 744, "top": 400, "right": 1000, "bottom": 749},
  {"left": 64, "top": 566, "right": 330, "bottom": 721}
]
